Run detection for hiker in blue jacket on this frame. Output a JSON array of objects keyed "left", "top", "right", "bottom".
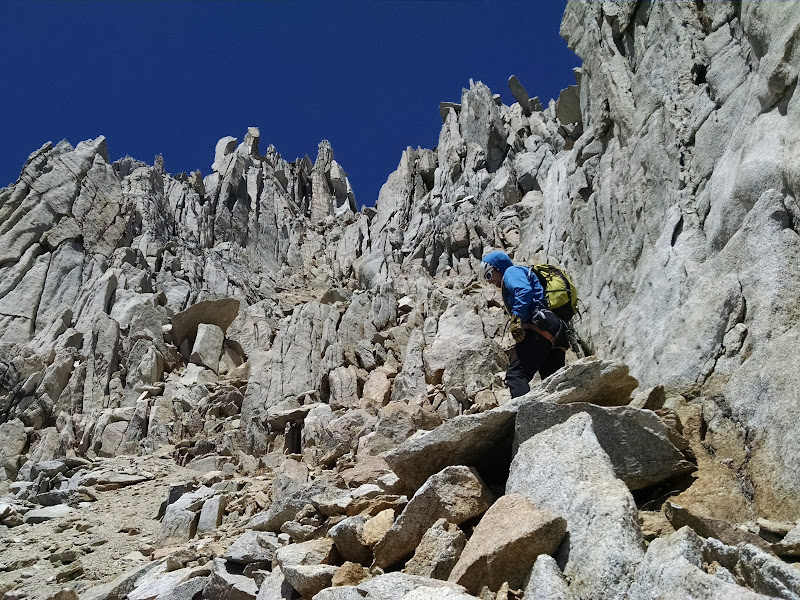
[{"left": 482, "top": 251, "right": 568, "bottom": 398}]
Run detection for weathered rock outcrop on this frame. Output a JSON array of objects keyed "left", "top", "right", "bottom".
[{"left": 1, "top": 2, "right": 799, "bottom": 599}]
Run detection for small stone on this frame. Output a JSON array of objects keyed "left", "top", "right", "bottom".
[
  {"left": 332, "top": 562, "right": 371, "bottom": 587},
  {"left": 362, "top": 509, "right": 395, "bottom": 547},
  {"left": 23, "top": 505, "right": 73, "bottom": 524},
  {"left": 55, "top": 561, "right": 84, "bottom": 582}
]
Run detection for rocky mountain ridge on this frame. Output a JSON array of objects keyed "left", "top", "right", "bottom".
[{"left": 0, "top": 1, "right": 799, "bottom": 599}]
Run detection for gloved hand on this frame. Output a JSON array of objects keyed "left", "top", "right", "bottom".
[{"left": 510, "top": 315, "right": 526, "bottom": 342}]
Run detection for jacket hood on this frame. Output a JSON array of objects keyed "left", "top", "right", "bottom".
[{"left": 482, "top": 251, "right": 514, "bottom": 274}]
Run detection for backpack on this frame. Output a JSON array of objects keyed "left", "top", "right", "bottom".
[{"left": 530, "top": 264, "right": 579, "bottom": 321}]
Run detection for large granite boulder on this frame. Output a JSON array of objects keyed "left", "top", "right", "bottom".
[
  {"left": 506, "top": 412, "right": 644, "bottom": 600},
  {"left": 514, "top": 401, "right": 696, "bottom": 490}
]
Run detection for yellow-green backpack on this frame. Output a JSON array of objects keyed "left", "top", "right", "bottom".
[{"left": 531, "top": 264, "right": 579, "bottom": 321}]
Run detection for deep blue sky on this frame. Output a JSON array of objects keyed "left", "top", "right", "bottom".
[{"left": 1, "top": 1, "right": 579, "bottom": 207}]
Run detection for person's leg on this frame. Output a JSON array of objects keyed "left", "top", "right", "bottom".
[
  {"left": 538, "top": 349, "right": 566, "bottom": 380},
  {"left": 505, "top": 334, "right": 552, "bottom": 398}
]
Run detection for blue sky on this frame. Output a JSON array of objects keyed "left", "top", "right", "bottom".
[{"left": 0, "top": 1, "right": 579, "bottom": 207}]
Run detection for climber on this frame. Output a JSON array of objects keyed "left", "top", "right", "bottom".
[{"left": 482, "top": 251, "right": 568, "bottom": 398}]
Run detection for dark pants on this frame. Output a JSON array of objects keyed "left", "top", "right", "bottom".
[{"left": 505, "top": 310, "right": 567, "bottom": 398}]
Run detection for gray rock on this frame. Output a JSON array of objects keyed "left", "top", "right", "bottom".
[
  {"left": 360, "top": 401, "right": 441, "bottom": 457},
  {"left": 23, "top": 504, "right": 73, "bottom": 523},
  {"left": 329, "top": 516, "right": 372, "bottom": 565},
  {"left": 508, "top": 75, "right": 533, "bottom": 117},
  {"left": 0, "top": 419, "right": 29, "bottom": 480},
  {"left": 197, "top": 493, "right": 227, "bottom": 533},
  {"left": 514, "top": 401, "right": 695, "bottom": 490},
  {"left": 404, "top": 518, "right": 466, "bottom": 580},
  {"left": 541, "top": 358, "right": 639, "bottom": 406},
  {"left": 703, "top": 536, "right": 800, "bottom": 600},
  {"left": 313, "top": 588, "right": 368, "bottom": 600},
  {"left": 423, "top": 299, "right": 508, "bottom": 401},
  {"left": 524, "top": 554, "right": 573, "bottom": 600},
  {"left": 555, "top": 85, "right": 581, "bottom": 125},
  {"left": 249, "top": 479, "right": 329, "bottom": 533},
  {"left": 204, "top": 558, "right": 258, "bottom": 600},
  {"left": 401, "top": 589, "right": 478, "bottom": 600},
  {"left": 373, "top": 466, "right": 493, "bottom": 570},
  {"left": 190, "top": 323, "right": 224, "bottom": 374},
  {"left": 171, "top": 298, "right": 240, "bottom": 349},
  {"left": 506, "top": 413, "right": 644, "bottom": 600},
  {"left": 159, "top": 486, "right": 214, "bottom": 543},
  {"left": 274, "top": 538, "right": 337, "bottom": 569},
  {"left": 153, "top": 576, "right": 208, "bottom": 600},
  {"left": 328, "top": 365, "right": 359, "bottom": 410},
  {"left": 664, "top": 501, "right": 773, "bottom": 553},
  {"left": 382, "top": 403, "right": 517, "bottom": 493},
  {"left": 82, "top": 560, "right": 163, "bottom": 600},
  {"left": 156, "top": 483, "right": 190, "bottom": 520},
  {"left": 359, "top": 572, "right": 471, "bottom": 600},
  {"left": 128, "top": 566, "right": 194, "bottom": 600},
  {"left": 224, "top": 530, "right": 281, "bottom": 565},
  {"left": 281, "top": 564, "right": 338, "bottom": 599},
  {"left": 255, "top": 566, "right": 295, "bottom": 600},
  {"left": 459, "top": 81, "right": 508, "bottom": 173},
  {"left": 628, "top": 527, "right": 772, "bottom": 600}
]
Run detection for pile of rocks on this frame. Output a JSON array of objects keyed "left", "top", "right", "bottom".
[{"left": 1, "top": 0, "right": 800, "bottom": 598}]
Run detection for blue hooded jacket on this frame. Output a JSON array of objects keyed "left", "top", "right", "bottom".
[{"left": 483, "top": 251, "right": 546, "bottom": 323}]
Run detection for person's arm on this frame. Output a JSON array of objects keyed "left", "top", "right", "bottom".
[{"left": 503, "top": 268, "right": 535, "bottom": 322}]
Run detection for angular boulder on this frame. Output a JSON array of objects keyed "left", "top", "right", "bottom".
[
  {"left": 255, "top": 566, "right": 295, "bottom": 600},
  {"left": 404, "top": 518, "right": 466, "bottom": 580},
  {"left": 189, "top": 323, "right": 224, "bottom": 374},
  {"left": 329, "top": 515, "right": 372, "bottom": 565},
  {"left": 372, "top": 466, "right": 493, "bottom": 570},
  {"left": 281, "top": 564, "right": 338, "bottom": 599},
  {"left": 382, "top": 404, "right": 517, "bottom": 493},
  {"left": 541, "top": 358, "right": 639, "bottom": 406},
  {"left": 224, "top": 530, "right": 280, "bottom": 565},
  {"left": 448, "top": 494, "right": 566, "bottom": 594},
  {"left": 274, "top": 538, "right": 337, "bottom": 569},
  {"left": 506, "top": 412, "right": 644, "bottom": 600},
  {"left": 171, "top": 298, "right": 240, "bottom": 349},
  {"left": 514, "top": 401, "right": 695, "bottom": 490},
  {"left": 628, "top": 527, "right": 775, "bottom": 600},
  {"left": 203, "top": 558, "right": 258, "bottom": 600},
  {"left": 524, "top": 554, "right": 573, "bottom": 600},
  {"left": 315, "top": 572, "right": 472, "bottom": 600}
]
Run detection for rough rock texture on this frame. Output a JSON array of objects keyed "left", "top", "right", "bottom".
[
  {"left": 628, "top": 527, "right": 777, "bottom": 600},
  {"left": 372, "top": 466, "right": 493, "bottom": 570},
  {"left": 506, "top": 413, "right": 644, "bottom": 600},
  {"left": 542, "top": 1, "right": 800, "bottom": 519},
  {"left": 1, "top": 3, "right": 799, "bottom": 598},
  {"left": 524, "top": 554, "right": 573, "bottom": 600},
  {"left": 382, "top": 405, "right": 517, "bottom": 493},
  {"left": 515, "top": 401, "right": 696, "bottom": 490},
  {"left": 404, "top": 518, "right": 466, "bottom": 580},
  {"left": 448, "top": 493, "right": 566, "bottom": 594}
]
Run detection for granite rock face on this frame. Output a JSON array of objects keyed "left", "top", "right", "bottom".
[
  {"left": 538, "top": 1, "right": 800, "bottom": 519},
  {"left": 1, "top": 3, "right": 799, "bottom": 599}
]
